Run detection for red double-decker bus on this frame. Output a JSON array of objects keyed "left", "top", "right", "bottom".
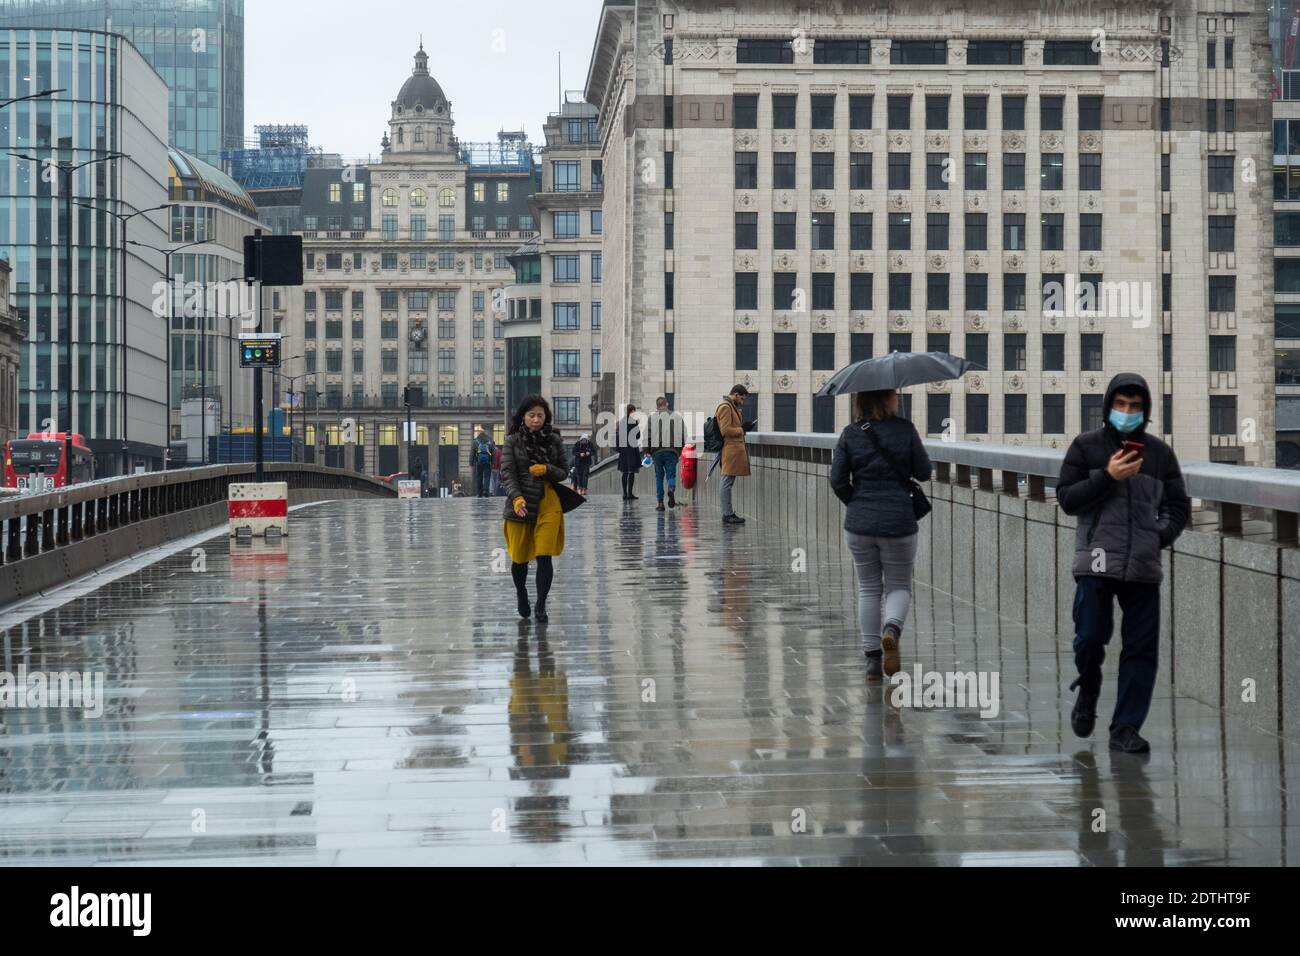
[{"left": 3, "top": 433, "right": 95, "bottom": 493}]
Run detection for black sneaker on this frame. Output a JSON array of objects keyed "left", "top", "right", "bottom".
[
  {"left": 517, "top": 594, "right": 531, "bottom": 620},
  {"left": 656, "top": 501, "right": 665, "bottom": 512},
  {"left": 1069, "top": 677, "right": 1099, "bottom": 738},
  {"left": 667, "top": 490, "right": 677, "bottom": 508},
  {"left": 534, "top": 604, "right": 549, "bottom": 624},
  {"left": 1109, "top": 725, "right": 1150, "bottom": 754},
  {"left": 723, "top": 514, "right": 746, "bottom": 525},
  {"left": 864, "top": 650, "right": 883, "bottom": 680}
]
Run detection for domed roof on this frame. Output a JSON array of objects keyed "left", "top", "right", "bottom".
[{"left": 395, "top": 43, "right": 447, "bottom": 114}]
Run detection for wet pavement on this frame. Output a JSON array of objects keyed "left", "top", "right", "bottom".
[{"left": 0, "top": 496, "right": 1294, "bottom": 866}]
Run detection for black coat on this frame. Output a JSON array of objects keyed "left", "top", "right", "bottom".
[
  {"left": 1057, "top": 372, "right": 1190, "bottom": 585},
  {"left": 830, "top": 416, "right": 932, "bottom": 537},
  {"left": 616, "top": 417, "right": 642, "bottom": 472},
  {"left": 500, "top": 429, "right": 570, "bottom": 524}
]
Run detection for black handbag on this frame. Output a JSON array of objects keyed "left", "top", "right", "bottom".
[
  {"left": 552, "top": 479, "right": 587, "bottom": 514},
  {"left": 861, "top": 422, "right": 932, "bottom": 521}
]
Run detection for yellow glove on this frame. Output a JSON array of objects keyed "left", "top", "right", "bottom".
[
  {"left": 513, "top": 496, "right": 528, "bottom": 517},
  {"left": 529, "top": 463, "right": 548, "bottom": 477}
]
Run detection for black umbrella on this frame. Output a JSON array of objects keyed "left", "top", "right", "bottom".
[{"left": 815, "top": 351, "right": 986, "bottom": 398}]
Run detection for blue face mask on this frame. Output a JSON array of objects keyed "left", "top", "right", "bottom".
[{"left": 1109, "top": 409, "right": 1144, "bottom": 434}]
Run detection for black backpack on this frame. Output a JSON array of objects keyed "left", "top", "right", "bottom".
[{"left": 703, "top": 410, "right": 725, "bottom": 454}]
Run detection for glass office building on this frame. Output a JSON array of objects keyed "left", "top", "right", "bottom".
[
  {"left": 0, "top": 0, "right": 244, "bottom": 166},
  {"left": 0, "top": 27, "right": 171, "bottom": 472}
]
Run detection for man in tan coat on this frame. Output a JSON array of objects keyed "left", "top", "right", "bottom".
[{"left": 716, "top": 384, "right": 752, "bottom": 525}]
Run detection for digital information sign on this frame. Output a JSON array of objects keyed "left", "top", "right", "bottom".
[{"left": 239, "top": 333, "right": 283, "bottom": 369}]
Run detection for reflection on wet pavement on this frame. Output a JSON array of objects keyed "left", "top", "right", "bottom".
[{"left": 0, "top": 497, "right": 1294, "bottom": 865}]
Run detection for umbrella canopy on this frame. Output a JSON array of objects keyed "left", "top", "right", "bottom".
[{"left": 815, "top": 351, "right": 986, "bottom": 398}]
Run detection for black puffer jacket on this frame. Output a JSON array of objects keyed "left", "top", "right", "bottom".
[
  {"left": 500, "top": 428, "right": 569, "bottom": 524},
  {"left": 830, "top": 415, "right": 932, "bottom": 537},
  {"left": 1057, "top": 372, "right": 1190, "bottom": 585}
]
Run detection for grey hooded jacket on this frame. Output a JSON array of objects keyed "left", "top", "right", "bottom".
[{"left": 1056, "top": 372, "right": 1191, "bottom": 584}]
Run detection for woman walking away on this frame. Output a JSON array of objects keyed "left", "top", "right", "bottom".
[
  {"left": 502, "top": 395, "right": 571, "bottom": 623},
  {"left": 829, "top": 389, "right": 932, "bottom": 679},
  {"left": 616, "top": 404, "right": 642, "bottom": 501},
  {"left": 572, "top": 432, "right": 595, "bottom": 495}
]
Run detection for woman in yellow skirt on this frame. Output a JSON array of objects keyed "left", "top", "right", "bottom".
[{"left": 501, "top": 394, "right": 571, "bottom": 623}]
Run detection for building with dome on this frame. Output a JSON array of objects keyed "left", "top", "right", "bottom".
[{"left": 275, "top": 44, "right": 540, "bottom": 484}]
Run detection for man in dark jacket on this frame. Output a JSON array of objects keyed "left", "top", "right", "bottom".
[
  {"left": 1057, "top": 372, "right": 1190, "bottom": 754},
  {"left": 473, "top": 430, "right": 495, "bottom": 498}
]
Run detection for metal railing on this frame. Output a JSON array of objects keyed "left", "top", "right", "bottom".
[{"left": 745, "top": 432, "right": 1300, "bottom": 543}]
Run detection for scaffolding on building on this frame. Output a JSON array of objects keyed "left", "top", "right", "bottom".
[
  {"left": 223, "top": 124, "right": 335, "bottom": 191},
  {"left": 459, "top": 130, "right": 538, "bottom": 173}
]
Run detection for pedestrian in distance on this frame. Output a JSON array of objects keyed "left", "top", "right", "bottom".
[
  {"left": 571, "top": 432, "right": 595, "bottom": 495},
  {"left": 645, "top": 396, "right": 686, "bottom": 511},
  {"left": 713, "top": 385, "right": 754, "bottom": 525},
  {"left": 829, "top": 389, "right": 932, "bottom": 680},
  {"left": 1057, "top": 372, "right": 1190, "bottom": 755},
  {"left": 616, "top": 404, "right": 642, "bottom": 501},
  {"left": 473, "top": 429, "right": 495, "bottom": 498},
  {"left": 490, "top": 443, "right": 504, "bottom": 497}
]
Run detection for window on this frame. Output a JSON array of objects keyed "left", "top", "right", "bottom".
[
  {"left": 1040, "top": 95, "right": 1065, "bottom": 130},
  {"left": 1043, "top": 395, "right": 1065, "bottom": 434},
  {"left": 1208, "top": 216, "right": 1235, "bottom": 252},
  {"left": 553, "top": 161, "right": 580, "bottom": 192},
  {"left": 1163, "top": 333, "right": 1173, "bottom": 371},
  {"left": 381, "top": 252, "right": 398, "bottom": 270},
  {"left": 1041, "top": 154, "right": 1064, "bottom": 190},
  {"left": 1042, "top": 273, "right": 1066, "bottom": 314},
  {"left": 887, "top": 95, "right": 911, "bottom": 130},
  {"left": 1080, "top": 333, "right": 1104, "bottom": 371},
  {"left": 888, "top": 213, "right": 912, "bottom": 250},
  {"left": 850, "top": 212, "right": 872, "bottom": 249},
  {"left": 407, "top": 290, "right": 430, "bottom": 311},
  {"left": 591, "top": 302, "right": 602, "bottom": 329},
  {"left": 591, "top": 161, "right": 604, "bottom": 192},
  {"left": 811, "top": 94, "right": 836, "bottom": 128},
  {"left": 850, "top": 273, "right": 873, "bottom": 310},
  {"left": 664, "top": 332, "right": 674, "bottom": 371},
  {"left": 353, "top": 183, "right": 366, "bottom": 203},
  {"left": 737, "top": 38, "right": 794, "bottom": 64},
  {"left": 1004, "top": 394, "right": 1027, "bottom": 434},
  {"left": 736, "top": 151, "right": 758, "bottom": 189},
  {"left": 592, "top": 350, "right": 602, "bottom": 378},
  {"left": 926, "top": 393, "right": 951, "bottom": 436},
  {"left": 438, "top": 216, "right": 455, "bottom": 241},
  {"left": 381, "top": 349, "right": 398, "bottom": 373},
  {"left": 735, "top": 212, "right": 758, "bottom": 249},
  {"left": 813, "top": 395, "right": 836, "bottom": 434},
  {"left": 410, "top": 216, "right": 426, "bottom": 241},
  {"left": 665, "top": 211, "right": 674, "bottom": 249},
  {"left": 1208, "top": 275, "right": 1236, "bottom": 311},
  {"left": 592, "top": 254, "right": 602, "bottom": 283},
  {"left": 1277, "top": 212, "right": 1300, "bottom": 246},
  {"left": 926, "top": 153, "right": 950, "bottom": 190},
  {"left": 773, "top": 395, "right": 797, "bottom": 433},
  {"left": 1210, "top": 396, "right": 1237, "bottom": 436},
  {"left": 325, "top": 253, "right": 343, "bottom": 271},
  {"left": 964, "top": 95, "right": 988, "bottom": 130},
  {"left": 888, "top": 153, "right": 910, "bottom": 190},
  {"left": 851, "top": 333, "right": 873, "bottom": 362},
  {"left": 927, "top": 273, "right": 950, "bottom": 310},
  {"left": 382, "top": 188, "right": 398, "bottom": 207},
  {"left": 774, "top": 273, "right": 797, "bottom": 310},
  {"left": 1207, "top": 39, "right": 1216, "bottom": 70},
  {"left": 812, "top": 213, "right": 835, "bottom": 250},
  {"left": 735, "top": 273, "right": 758, "bottom": 309},
  {"left": 773, "top": 94, "right": 797, "bottom": 129},
  {"left": 965, "top": 273, "right": 988, "bottom": 310},
  {"left": 965, "top": 333, "right": 989, "bottom": 369},
  {"left": 411, "top": 252, "right": 426, "bottom": 270},
  {"left": 816, "top": 40, "right": 872, "bottom": 64},
  {"left": 1278, "top": 304, "right": 1300, "bottom": 337},
  {"left": 891, "top": 40, "right": 946, "bottom": 65},
  {"left": 381, "top": 215, "right": 398, "bottom": 241},
  {"left": 888, "top": 273, "right": 911, "bottom": 311},
  {"left": 813, "top": 272, "right": 835, "bottom": 309},
  {"left": 553, "top": 350, "right": 580, "bottom": 378},
  {"left": 1161, "top": 154, "right": 1170, "bottom": 192},
  {"left": 1225, "top": 39, "right": 1234, "bottom": 69},
  {"left": 555, "top": 210, "right": 579, "bottom": 238},
  {"left": 812, "top": 333, "right": 836, "bottom": 370},
  {"left": 966, "top": 394, "right": 989, "bottom": 434},
  {"left": 553, "top": 303, "right": 579, "bottom": 331},
  {"left": 1209, "top": 335, "right": 1236, "bottom": 372},
  {"left": 552, "top": 397, "right": 579, "bottom": 424},
  {"left": 773, "top": 152, "right": 796, "bottom": 189},
  {"left": 774, "top": 213, "right": 797, "bottom": 249},
  {"left": 665, "top": 151, "right": 674, "bottom": 188},
  {"left": 1003, "top": 153, "right": 1025, "bottom": 190},
  {"left": 965, "top": 153, "right": 987, "bottom": 190},
  {"left": 554, "top": 255, "right": 580, "bottom": 283},
  {"left": 849, "top": 152, "right": 872, "bottom": 189},
  {"left": 1002, "top": 95, "right": 1026, "bottom": 130},
  {"left": 1162, "top": 395, "right": 1173, "bottom": 435},
  {"left": 496, "top": 182, "right": 509, "bottom": 203},
  {"left": 473, "top": 182, "right": 486, "bottom": 202},
  {"left": 1079, "top": 95, "right": 1103, "bottom": 130},
  {"left": 436, "top": 290, "right": 457, "bottom": 311},
  {"left": 927, "top": 213, "right": 949, "bottom": 250},
  {"left": 664, "top": 272, "right": 673, "bottom": 309},
  {"left": 812, "top": 152, "right": 835, "bottom": 189},
  {"left": 1041, "top": 213, "right": 1064, "bottom": 250},
  {"left": 926, "top": 95, "right": 950, "bottom": 130},
  {"left": 1162, "top": 273, "right": 1172, "bottom": 312},
  {"left": 1208, "top": 155, "right": 1234, "bottom": 192},
  {"left": 1044, "top": 41, "right": 1100, "bottom": 66},
  {"left": 1206, "top": 99, "right": 1218, "bottom": 134},
  {"left": 773, "top": 332, "right": 798, "bottom": 370},
  {"left": 969, "top": 41, "right": 1023, "bottom": 65},
  {"left": 965, "top": 213, "right": 987, "bottom": 250},
  {"left": 889, "top": 333, "right": 912, "bottom": 354},
  {"left": 1079, "top": 153, "right": 1101, "bottom": 191},
  {"left": 734, "top": 94, "right": 758, "bottom": 129},
  {"left": 849, "top": 94, "right": 873, "bottom": 129},
  {"left": 663, "top": 94, "right": 674, "bottom": 129},
  {"left": 1004, "top": 274, "right": 1026, "bottom": 311},
  {"left": 379, "top": 290, "right": 398, "bottom": 311},
  {"left": 1003, "top": 214, "right": 1025, "bottom": 250},
  {"left": 735, "top": 332, "right": 759, "bottom": 369}
]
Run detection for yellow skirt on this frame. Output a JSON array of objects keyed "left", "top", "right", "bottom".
[{"left": 503, "top": 483, "right": 565, "bottom": 563}]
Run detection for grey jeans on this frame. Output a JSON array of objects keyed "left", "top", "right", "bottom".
[
  {"left": 845, "top": 531, "right": 918, "bottom": 652},
  {"left": 719, "top": 473, "right": 737, "bottom": 517}
]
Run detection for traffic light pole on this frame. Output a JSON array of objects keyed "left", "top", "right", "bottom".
[{"left": 253, "top": 229, "right": 265, "bottom": 484}]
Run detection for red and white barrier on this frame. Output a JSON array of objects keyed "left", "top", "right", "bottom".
[
  {"left": 228, "top": 482, "right": 289, "bottom": 537},
  {"left": 397, "top": 480, "right": 422, "bottom": 499}
]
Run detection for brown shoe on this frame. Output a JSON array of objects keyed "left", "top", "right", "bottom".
[{"left": 881, "top": 625, "right": 901, "bottom": 677}]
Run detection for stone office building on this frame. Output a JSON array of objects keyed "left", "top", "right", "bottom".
[
  {"left": 278, "top": 44, "right": 539, "bottom": 482},
  {"left": 587, "top": 0, "right": 1275, "bottom": 465},
  {"left": 0, "top": 257, "right": 21, "bottom": 449}
]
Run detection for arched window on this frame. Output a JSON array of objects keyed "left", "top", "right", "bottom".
[
  {"left": 396, "top": 127, "right": 404, "bottom": 144},
  {"left": 382, "top": 188, "right": 398, "bottom": 207},
  {"left": 411, "top": 188, "right": 427, "bottom": 208},
  {"left": 438, "top": 188, "right": 456, "bottom": 207},
  {"left": 414, "top": 127, "right": 424, "bottom": 144},
  {"left": 436, "top": 128, "right": 443, "bottom": 144}
]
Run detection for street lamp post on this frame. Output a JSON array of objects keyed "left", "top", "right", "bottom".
[
  {"left": 127, "top": 237, "right": 212, "bottom": 468},
  {"left": 76, "top": 199, "right": 172, "bottom": 476},
  {"left": 9, "top": 148, "right": 129, "bottom": 479}
]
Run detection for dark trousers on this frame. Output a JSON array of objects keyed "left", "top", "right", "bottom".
[
  {"left": 475, "top": 462, "right": 491, "bottom": 496},
  {"left": 1072, "top": 575, "right": 1161, "bottom": 733}
]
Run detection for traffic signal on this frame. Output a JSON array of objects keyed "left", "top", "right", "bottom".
[{"left": 403, "top": 386, "right": 411, "bottom": 406}]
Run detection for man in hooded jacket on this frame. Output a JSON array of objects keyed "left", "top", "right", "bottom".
[{"left": 1056, "top": 372, "right": 1190, "bottom": 754}]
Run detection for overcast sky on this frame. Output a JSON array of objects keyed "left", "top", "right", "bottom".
[{"left": 245, "top": 0, "right": 607, "bottom": 162}]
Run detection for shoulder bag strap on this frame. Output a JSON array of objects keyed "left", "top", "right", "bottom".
[{"left": 861, "top": 422, "right": 916, "bottom": 492}]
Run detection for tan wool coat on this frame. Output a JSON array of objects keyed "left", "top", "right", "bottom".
[{"left": 715, "top": 398, "right": 751, "bottom": 477}]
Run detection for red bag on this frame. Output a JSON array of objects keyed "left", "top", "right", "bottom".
[{"left": 681, "top": 443, "right": 698, "bottom": 490}]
